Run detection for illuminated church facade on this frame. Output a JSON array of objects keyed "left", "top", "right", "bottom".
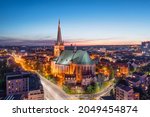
[{"left": 51, "top": 20, "right": 96, "bottom": 86}]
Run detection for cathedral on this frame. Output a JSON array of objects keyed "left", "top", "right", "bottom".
[{"left": 51, "top": 20, "right": 96, "bottom": 86}]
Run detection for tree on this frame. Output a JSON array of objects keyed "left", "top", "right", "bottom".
[
  {"left": 103, "top": 81, "right": 110, "bottom": 87},
  {"left": 63, "top": 85, "right": 72, "bottom": 94},
  {"left": 86, "top": 85, "right": 94, "bottom": 94},
  {"left": 110, "top": 89, "right": 114, "bottom": 98},
  {"left": 129, "top": 64, "right": 135, "bottom": 73},
  {"left": 109, "top": 66, "right": 115, "bottom": 80},
  {"left": 93, "top": 82, "right": 100, "bottom": 93}
]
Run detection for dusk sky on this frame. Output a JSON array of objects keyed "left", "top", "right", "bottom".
[{"left": 0, "top": 0, "right": 150, "bottom": 45}]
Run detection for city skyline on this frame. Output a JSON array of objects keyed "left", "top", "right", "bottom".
[
  {"left": 0, "top": 14, "right": 150, "bottom": 100},
  {"left": 0, "top": 0, "right": 150, "bottom": 45}
]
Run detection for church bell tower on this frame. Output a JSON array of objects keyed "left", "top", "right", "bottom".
[{"left": 54, "top": 19, "right": 65, "bottom": 57}]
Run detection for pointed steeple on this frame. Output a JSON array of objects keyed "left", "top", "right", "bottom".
[
  {"left": 57, "top": 19, "right": 63, "bottom": 45},
  {"left": 54, "top": 19, "right": 65, "bottom": 57}
]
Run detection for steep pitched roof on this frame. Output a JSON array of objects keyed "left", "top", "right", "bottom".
[
  {"left": 55, "top": 50, "right": 94, "bottom": 65},
  {"left": 56, "top": 50, "right": 74, "bottom": 65}
]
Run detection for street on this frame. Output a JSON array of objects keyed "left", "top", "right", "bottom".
[{"left": 37, "top": 73, "right": 71, "bottom": 100}]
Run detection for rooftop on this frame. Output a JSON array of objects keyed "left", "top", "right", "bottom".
[
  {"left": 116, "top": 84, "right": 132, "bottom": 92},
  {"left": 126, "top": 77, "right": 140, "bottom": 83},
  {"left": 55, "top": 50, "right": 94, "bottom": 65},
  {"left": 5, "top": 71, "right": 30, "bottom": 80},
  {"left": 5, "top": 72, "right": 43, "bottom": 91}
]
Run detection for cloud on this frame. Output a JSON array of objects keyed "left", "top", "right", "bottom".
[
  {"left": 0, "top": 36, "right": 146, "bottom": 46},
  {"left": 0, "top": 36, "right": 55, "bottom": 46}
]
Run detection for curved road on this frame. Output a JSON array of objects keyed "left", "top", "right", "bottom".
[
  {"left": 38, "top": 72, "right": 114, "bottom": 100},
  {"left": 37, "top": 73, "right": 71, "bottom": 100}
]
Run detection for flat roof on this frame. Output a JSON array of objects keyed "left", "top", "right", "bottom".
[
  {"left": 127, "top": 77, "right": 140, "bottom": 83},
  {"left": 116, "top": 84, "right": 132, "bottom": 92},
  {"left": 5, "top": 72, "right": 30, "bottom": 80}
]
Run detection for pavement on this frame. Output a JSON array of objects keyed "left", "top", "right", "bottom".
[{"left": 97, "top": 84, "right": 114, "bottom": 100}]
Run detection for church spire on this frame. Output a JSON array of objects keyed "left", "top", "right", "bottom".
[
  {"left": 54, "top": 19, "right": 65, "bottom": 57},
  {"left": 57, "top": 19, "right": 63, "bottom": 45}
]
